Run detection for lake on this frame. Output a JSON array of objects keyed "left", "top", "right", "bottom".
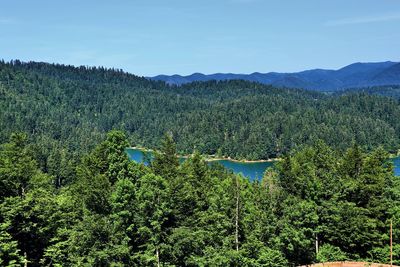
[
  {"left": 394, "top": 156, "right": 400, "bottom": 176},
  {"left": 126, "top": 148, "right": 400, "bottom": 181}
]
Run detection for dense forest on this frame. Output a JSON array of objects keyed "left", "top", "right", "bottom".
[
  {"left": 337, "top": 85, "right": 400, "bottom": 99},
  {"left": 1, "top": 131, "right": 399, "bottom": 266},
  {"left": 1, "top": 60, "right": 400, "bottom": 266},
  {"left": 1, "top": 60, "right": 400, "bottom": 163}
]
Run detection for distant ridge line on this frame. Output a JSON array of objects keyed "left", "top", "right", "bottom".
[{"left": 149, "top": 61, "right": 400, "bottom": 92}]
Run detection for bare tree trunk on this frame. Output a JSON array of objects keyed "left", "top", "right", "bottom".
[
  {"left": 156, "top": 194, "right": 161, "bottom": 267},
  {"left": 156, "top": 247, "right": 160, "bottom": 267},
  {"left": 24, "top": 252, "right": 28, "bottom": 267},
  {"left": 235, "top": 175, "right": 240, "bottom": 252},
  {"left": 391, "top": 219, "right": 393, "bottom": 267}
]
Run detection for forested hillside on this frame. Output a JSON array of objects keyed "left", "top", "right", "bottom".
[
  {"left": 1, "top": 60, "right": 400, "bottom": 163},
  {"left": 1, "top": 131, "right": 399, "bottom": 266},
  {"left": 337, "top": 85, "right": 400, "bottom": 99},
  {"left": 1, "top": 60, "right": 400, "bottom": 266}
]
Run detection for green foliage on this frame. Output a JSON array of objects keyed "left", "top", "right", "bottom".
[
  {"left": 274, "top": 143, "right": 396, "bottom": 265},
  {"left": 152, "top": 134, "right": 180, "bottom": 180},
  {"left": 2, "top": 61, "right": 400, "bottom": 161},
  {"left": 1, "top": 60, "right": 400, "bottom": 266},
  {"left": 368, "top": 244, "right": 400, "bottom": 265},
  {"left": 135, "top": 173, "right": 171, "bottom": 266},
  {"left": 316, "top": 244, "right": 348, "bottom": 263},
  {"left": 255, "top": 247, "right": 289, "bottom": 267},
  {"left": 0, "top": 132, "right": 38, "bottom": 199},
  {"left": 0, "top": 130, "right": 398, "bottom": 266},
  {"left": 339, "top": 85, "right": 400, "bottom": 99},
  {"left": 0, "top": 221, "right": 23, "bottom": 266}
]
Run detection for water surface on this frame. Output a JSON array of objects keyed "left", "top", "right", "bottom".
[
  {"left": 126, "top": 148, "right": 400, "bottom": 180},
  {"left": 394, "top": 156, "right": 400, "bottom": 176}
]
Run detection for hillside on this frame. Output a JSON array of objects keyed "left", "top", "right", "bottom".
[
  {"left": 1, "top": 60, "right": 400, "bottom": 162},
  {"left": 337, "top": 85, "right": 400, "bottom": 99},
  {"left": 150, "top": 61, "right": 400, "bottom": 91},
  {"left": 372, "top": 63, "right": 400, "bottom": 84}
]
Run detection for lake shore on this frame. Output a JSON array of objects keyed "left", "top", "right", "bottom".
[
  {"left": 128, "top": 146, "right": 280, "bottom": 163},
  {"left": 388, "top": 149, "right": 400, "bottom": 159}
]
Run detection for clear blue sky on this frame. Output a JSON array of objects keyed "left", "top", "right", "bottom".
[{"left": 1, "top": 0, "right": 399, "bottom": 76}]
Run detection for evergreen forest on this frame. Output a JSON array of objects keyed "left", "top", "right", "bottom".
[
  {"left": 1, "top": 131, "right": 399, "bottom": 266},
  {"left": 1, "top": 60, "right": 400, "bottom": 266},
  {"left": 1, "top": 60, "right": 400, "bottom": 161}
]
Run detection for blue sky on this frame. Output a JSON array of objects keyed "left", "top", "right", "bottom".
[{"left": 1, "top": 0, "right": 399, "bottom": 76}]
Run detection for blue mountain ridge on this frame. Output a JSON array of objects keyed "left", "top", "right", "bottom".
[{"left": 149, "top": 61, "right": 400, "bottom": 91}]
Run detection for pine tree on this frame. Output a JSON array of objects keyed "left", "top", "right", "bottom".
[
  {"left": 135, "top": 173, "right": 171, "bottom": 266},
  {"left": 0, "top": 221, "right": 23, "bottom": 267}
]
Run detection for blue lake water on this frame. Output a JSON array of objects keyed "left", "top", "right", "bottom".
[
  {"left": 207, "top": 159, "right": 273, "bottom": 181},
  {"left": 126, "top": 148, "right": 400, "bottom": 180},
  {"left": 394, "top": 156, "right": 400, "bottom": 176}
]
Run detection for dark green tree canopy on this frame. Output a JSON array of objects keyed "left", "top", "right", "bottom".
[
  {"left": 1, "top": 60, "right": 400, "bottom": 162},
  {"left": 1, "top": 132, "right": 398, "bottom": 266}
]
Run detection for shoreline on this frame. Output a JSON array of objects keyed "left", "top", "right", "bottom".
[
  {"left": 388, "top": 149, "right": 400, "bottom": 159},
  {"left": 129, "top": 146, "right": 400, "bottom": 163},
  {"left": 127, "top": 146, "right": 279, "bottom": 163}
]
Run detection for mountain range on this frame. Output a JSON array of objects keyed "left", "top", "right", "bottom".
[{"left": 149, "top": 61, "right": 400, "bottom": 91}]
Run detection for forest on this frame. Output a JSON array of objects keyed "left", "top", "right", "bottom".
[
  {"left": 1, "top": 60, "right": 400, "bottom": 266},
  {"left": 337, "top": 85, "right": 400, "bottom": 99},
  {"left": 0, "top": 131, "right": 399, "bottom": 266},
  {"left": 1, "top": 60, "right": 400, "bottom": 163}
]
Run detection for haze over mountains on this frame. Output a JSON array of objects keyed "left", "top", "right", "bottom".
[{"left": 150, "top": 61, "right": 400, "bottom": 91}]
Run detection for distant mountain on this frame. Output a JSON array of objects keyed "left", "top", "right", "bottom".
[
  {"left": 371, "top": 63, "right": 400, "bottom": 84},
  {"left": 149, "top": 61, "right": 400, "bottom": 91}
]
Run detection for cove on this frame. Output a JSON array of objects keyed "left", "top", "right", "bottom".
[{"left": 126, "top": 148, "right": 400, "bottom": 181}]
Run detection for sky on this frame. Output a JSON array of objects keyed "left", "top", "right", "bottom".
[{"left": 0, "top": 0, "right": 399, "bottom": 76}]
